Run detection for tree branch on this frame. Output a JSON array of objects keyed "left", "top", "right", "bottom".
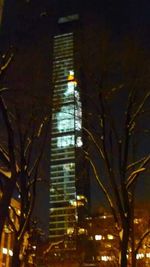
[
  {"left": 0, "top": 145, "right": 10, "bottom": 168},
  {"left": 84, "top": 150, "right": 120, "bottom": 228},
  {"left": 126, "top": 154, "right": 150, "bottom": 189},
  {"left": 0, "top": 97, "right": 16, "bottom": 176},
  {"left": 99, "top": 92, "right": 125, "bottom": 221},
  {"left": 129, "top": 91, "right": 150, "bottom": 129},
  {"left": 0, "top": 53, "right": 14, "bottom": 76},
  {"left": 135, "top": 229, "right": 150, "bottom": 255},
  {"left": 127, "top": 156, "right": 149, "bottom": 170},
  {"left": 82, "top": 126, "right": 105, "bottom": 159}
]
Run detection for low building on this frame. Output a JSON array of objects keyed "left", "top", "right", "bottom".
[
  {"left": 84, "top": 207, "right": 150, "bottom": 267},
  {"left": 36, "top": 207, "right": 150, "bottom": 267},
  {"left": 0, "top": 198, "right": 20, "bottom": 267}
]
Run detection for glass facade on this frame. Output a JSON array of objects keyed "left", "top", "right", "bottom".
[{"left": 49, "top": 32, "right": 82, "bottom": 240}]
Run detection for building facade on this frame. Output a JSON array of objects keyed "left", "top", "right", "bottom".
[
  {"left": 0, "top": 199, "right": 20, "bottom": 267},
  {"left": 49, "top": 13, "right": 87, "bottom": 241}
]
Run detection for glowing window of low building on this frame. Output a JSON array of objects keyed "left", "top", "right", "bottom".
[
  {"left": 78, "top": 228, "right": 86, "bottom": 235},
  {"left": 107, "top": 234, "right": 114, "bottom": 240},
  {"left": 67, "top": 227, "right": 74, "bottom": 235},
  {"left": 95, "top": 234, "right": 102, "bottom": 240}
]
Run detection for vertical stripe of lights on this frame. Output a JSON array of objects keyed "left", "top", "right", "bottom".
[{"left": 49, "top": 32, "right": 82, "bottom": 240}]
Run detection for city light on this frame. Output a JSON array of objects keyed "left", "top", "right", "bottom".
[
  {"left": 2, "top": 248, "right": 13, "bottom": 256},
  {"left": 78, "top": 228, "right": 87, "bottom": 235},
  {"left": 107, "top": 234, "right": 114, "bottom": 240},
  {"left": 67, "top": 227, "right": 74, "bottom": 235},
  {"left": 136, "top": 253, "right": 144, "bottom": 259},
  {"left": 95, "top": 235, "right": 102, "bottom": 240},
  {"left": 101, "top": 255, "right": 113, "bottom": 261}
]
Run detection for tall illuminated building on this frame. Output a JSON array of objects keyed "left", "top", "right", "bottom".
[
  {"left": 49, "top": 15, "right": 86, "bottom": 241},
  {"left": 0, "top": 0, "right": 117, "bottom": 241}
]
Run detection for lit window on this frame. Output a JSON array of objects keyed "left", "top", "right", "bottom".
[
  {"left": 2, "top": 248, "right": 7, "bottom": 255},
  {"left": 57, "top": 135, "right": 75, "bottom": 148},
  {"left": 68, "top": 70, "right": 74, "bottom": 81},
  {"left": 65, "top": 70, "right": 77, "bottom": 96},
  {"left": 95, "top": 235, "right": 102, "bottom": 240},
  {"left": 56, "top": 105, "right": 74, "bottom": 132},
  {"left": 75, "top": 108, "right": 82, "bottom": 131},
  {"left": 70, "top": 200, "right": 77, "bottom": 207},
  {"left": 77, "top": 195, "right": 87, "bottom": 201},
  {"left": 76, "top": 136, "right": 83, "bottom": 147},
  {"left": 101, "top": 256, "right": 112, "bottom": 261},
  {"left": 107, "top": 234, "right": 114, "bottom": 240},
  {"left": 58, "top": 14, "right": 79, "bottom": 24},
  {"left": 66, "top": 81, "right": 75, "bottom": 95},
  {"left": 67, "top": 227, "right": 74, "bottom": 235},
  {"left": 9, "top": 250, "right": 13, "bottom": 256},
  {"left": 2, "top": 248, "right": 13, "bottom": 256},
  {"left": 134, "top": 218, "right": 142, "bottom": 224},
  {"left": 136, "top": 253, "right": 144, "bottom": 260},
  {"left": 78, "top": 228, "right": 87, "bottom": 235},
  {"left": 146, "top": 253, "right": 150, "bottom": 258},
  {"left": 63, "top": 163, "right": 75, "bottom": 172}
]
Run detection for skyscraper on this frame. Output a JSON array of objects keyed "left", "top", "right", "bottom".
[
  {"left": 0, "top": 0, "right": 105, "bottom": 243},
  {"left": 49, "top": 13, "right": 86, "bottom": 241}
]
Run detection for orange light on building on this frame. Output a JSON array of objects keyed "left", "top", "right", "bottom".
[
  {"left": 67, "top": 70, "right": 77, "bottom": 86},
  {"left": 0, "top": 199, "right": 20, "bottom": 267},
  {"left": 67, "top": 70, "right": 75, "bottom": 81}
]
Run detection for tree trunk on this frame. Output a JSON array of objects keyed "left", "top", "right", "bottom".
[
  {"left": 131, "top": 211, "right": 136, "bottom": 267},
  {"left": 120, "top": 224, "right": 130, "bottom": 267},
  {"left": 0, "top": 183, "right": 14, "bottom": 240},
  {"left": 132, "top": 252, "right": 137, "bottom": 267},
  {"left": 11, "top": 240, "right": 21, "bottom": 267}
]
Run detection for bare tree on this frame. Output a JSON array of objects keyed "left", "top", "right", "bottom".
[
  {"left": 0, "top": 49, "right": 14, "bottom": 238},
  {"left": 0, "top": 94, "right": 49, "bottom": 266},
  {"left": 83, "top": 87, "right": 150, "bottom": 267}
]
